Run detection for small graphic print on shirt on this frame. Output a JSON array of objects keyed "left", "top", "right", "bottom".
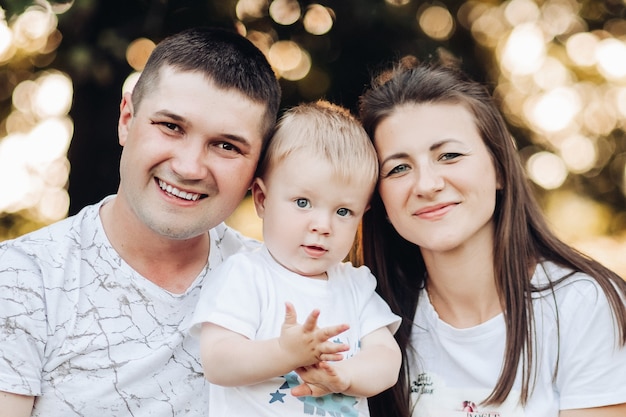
[
  {"left": 410, "top": 373, "right": 524, "bottom": 417},
  {"left": 270, "top": 371, "right": 359, "bottom": 416}
]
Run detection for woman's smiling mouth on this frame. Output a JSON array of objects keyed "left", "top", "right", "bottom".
[{"left": 414, "top": 203, "right": 457, "bottom": 220}]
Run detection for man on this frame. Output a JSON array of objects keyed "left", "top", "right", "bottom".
[{"left": 0, "top": 27, "right": 281, "bottom": 416}]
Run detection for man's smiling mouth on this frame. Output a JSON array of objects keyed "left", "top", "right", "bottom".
[{"left": 157, "top": 179, "right": 207, "bottom": 201}]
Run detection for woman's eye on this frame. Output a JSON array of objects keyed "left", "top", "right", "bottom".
[
  {"left": 440, "top": 152, "right": 462, "bottom": 161},
  {"left": 336, "top": 208, "right": 351, "bottom": 217},
  {"left": 295, "top": 198, "right": 311, "bottom": 208},
  {"left": 388, "top": 164, "right": 410, "bottom": 175}
]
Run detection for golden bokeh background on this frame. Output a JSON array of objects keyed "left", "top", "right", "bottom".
[{"left": 1, "top": 0, "right": 626, "bottom": 276}]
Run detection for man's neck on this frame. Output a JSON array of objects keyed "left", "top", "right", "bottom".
[{"left": 99, "top": 196, "right": 211, "bottom": 293}]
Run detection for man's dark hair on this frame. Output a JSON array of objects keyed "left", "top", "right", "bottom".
[{"left": 132, "top": 27, "right": 281, "bottom": 141}]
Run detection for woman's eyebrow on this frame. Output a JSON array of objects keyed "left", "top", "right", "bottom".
[{"left": 380, "top": 152, "right": 409, "bottom": 167}]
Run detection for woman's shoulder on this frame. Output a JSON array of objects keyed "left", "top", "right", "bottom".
[
  {"left": 531, "top": 260, "right": 610, "bottom": 317},
  {"left": 532, "top": 260, "right": 598, "bottom": 292}
]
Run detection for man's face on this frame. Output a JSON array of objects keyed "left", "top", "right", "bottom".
[{"left": 116, "top": 66, "right": 267, "bottom": 240}]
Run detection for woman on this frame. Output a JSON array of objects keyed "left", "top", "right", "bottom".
[{"left": 356, "top": 57, "right": 626, "bottom": 417}]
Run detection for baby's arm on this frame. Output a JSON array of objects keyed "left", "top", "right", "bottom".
[
  {"left": 292, "top": 326, "right": 401, "bottom": 397},
  {"left": 200, "top": 302, "right": 350, "bottom": 386}
]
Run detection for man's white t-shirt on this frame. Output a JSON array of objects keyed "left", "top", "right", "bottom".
[
  {"left": 0, "top": 196, "right": 259, "bottom": 416},
  {"left": 190, "top": 245, "right": 401, "bottom": 417},
  {"left": 409, "top": 261, "right": 626, "bottom": 417}
]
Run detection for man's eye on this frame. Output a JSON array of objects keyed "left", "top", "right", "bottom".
[
  {"left": 152, "top": 121, "right": 181, "bottom": 132},
  {"left": 219, "top": 142, "right": 242, "bottom": 154},
  {"left": 295, "top": 198, "right": 311, "bottom": 208},
  {"left": 337, "top": 208, "right": 351, "bottom": 217}
]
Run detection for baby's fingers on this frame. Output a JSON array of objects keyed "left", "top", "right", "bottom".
[
  {"left": 283, "top": 302, "right": 298, "bottom": 326},
  {"left": 290, "top": 382, "right": 312, "bottom": 397},
  {"left": 318, "top": 323, "right": 350, "bottom": 341},
  {"left": 301, "top": 309, "right": 321, "bottom": 332},
  {"left": 318, "top": 339, "right": 349, "bottom": 361},
  {"left": 319, "top": 352, "right": 344, "bottom": 362}
]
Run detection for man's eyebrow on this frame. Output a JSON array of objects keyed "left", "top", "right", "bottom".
[
  {"left": 221, "top": 133, "right": 252, "bottom": 147},
  {"left": 153, "top": 110, "right": 253, "bottom": 147},
  {"left": 153, "top": 110, "right": 185, "bottom": 122}
]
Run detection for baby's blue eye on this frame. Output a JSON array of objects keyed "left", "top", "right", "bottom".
[
  {"left": 295, "top": 198, "right": 310, "bottom": 208},
  {"left": 337, "top": 208, "right": 351, "bottom": 217}
]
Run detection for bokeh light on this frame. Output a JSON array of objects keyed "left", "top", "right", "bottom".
[
  {"left": 0, "top": 1, "right": 73, "bottom": 238},
  {"left": 385, "top": 0, "right": 411, "bottom": 6},
  {"left": 2, "top": 0, "right": 626, "bottom": 276},
  {"left": 302, "top": 4, "right": 334, "bottom": 35},
  {"left": 0, "top": 20, "right": 13, "bottom": 61},
  {"left": 126, "top": 37, "right": 155, "bottom": 71},
  {"left": 559, "top": 135, "right": 597, "bottom": 174},
  {"left": 269, "top": 0, "right": 301, "bottom": 26},
  {"left": 236, "top": 0, "right": 267, "bottom": 20},
  {"left": 566, "top": 32, "right": 598, "bottom": 67},
  {"left": 418, "top": 5, "right": 455, "bottom": 41},
  {"left": 525, "top": 87, "right": 580, "bottom": 133},
  {"left": 500, "top": 23, "right": 546, "bottom": 75},
  {"left": 527, "top": 151, "right": 568, "bottom": 190},
  {"left": 268, "top": 40, "right": 311, "bottom": 80},
  {"left": 33, "top": 71, "right": 73, "bottom": 117},
  {"left": 595, "top": 38, "right": 626, "bottom": 81}
]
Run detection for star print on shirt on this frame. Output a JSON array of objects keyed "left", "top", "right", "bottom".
[{"left": 269, "top": 390, "right": 286, "bottom": 404}]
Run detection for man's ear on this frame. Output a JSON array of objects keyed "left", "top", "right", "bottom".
[
  {"left": 118, "top": 92, "right": 134, "bottom": 146},
  {"left": 251, "top": 178, "right": 267, "bottom": 219}
]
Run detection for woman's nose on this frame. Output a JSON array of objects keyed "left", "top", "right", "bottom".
[{"left": 413, "top": 164, "right": 445, "bottom": 197}]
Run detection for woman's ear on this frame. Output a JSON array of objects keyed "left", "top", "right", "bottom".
[
  {"left": 496, "top": 173, "right": 504, "bottom": 190},
  {"left": 251, "top": 178, "right": 267, "bottom": 219}
]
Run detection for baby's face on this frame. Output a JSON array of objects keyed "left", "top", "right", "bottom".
[{"left": 253, "top": 153, "right": 372, "bottom": 279}]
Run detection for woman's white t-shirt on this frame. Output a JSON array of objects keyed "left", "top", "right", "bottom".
[{"left": 409, "top": 261, "right": 626, "bottom": 417}]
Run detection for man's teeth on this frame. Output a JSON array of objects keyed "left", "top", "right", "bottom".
[{"left": 158, "top": 180, "right": 200, "bottom": 201}]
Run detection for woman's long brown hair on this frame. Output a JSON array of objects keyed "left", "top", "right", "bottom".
[{"left": 355, "top": 59, "right": 626, "bottom": 417}]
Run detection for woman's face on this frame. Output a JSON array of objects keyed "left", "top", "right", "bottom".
[{"left": 374, "top": 102, "right": 500, "bottom": 256}]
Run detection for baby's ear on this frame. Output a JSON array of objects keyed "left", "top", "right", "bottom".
[{"left": 251, "top": 178, "right": 267, "bottom": 218}]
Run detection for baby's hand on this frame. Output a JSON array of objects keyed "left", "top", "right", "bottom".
[
  {"left": 279, "top": 302, "right": 349, "bottom": 368},
  {"left": 291, "top": 362, "right": 350, "bottom": 397}
]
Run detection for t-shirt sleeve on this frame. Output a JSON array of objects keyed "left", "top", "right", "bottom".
[
  {"left": 349, "top": 265, "right": 401, "bottom": 337},
  {"left": 0, "top": 244, "right": 47, "bottom": 396},
  {"left": 189, "top": 253, "right": 263, "bottom": 340},
  {"left": 556, "top": 277, "right": 626, "bottom": 409}
]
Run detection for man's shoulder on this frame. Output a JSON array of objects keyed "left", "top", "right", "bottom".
[
  {"left": 0, "top": 200, "right": 104, "bottom": 259},
  {"left": 209, "top": 223, "right": 261, "bottom": 261}
]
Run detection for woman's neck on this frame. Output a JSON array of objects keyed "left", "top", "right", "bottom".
[{"left": 422, "top": 246, "right": 502, "bottom": 328}]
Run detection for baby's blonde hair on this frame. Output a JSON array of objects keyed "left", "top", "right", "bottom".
[{"left": 257, "top": 100, "right": 379, "bottom": 194}]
